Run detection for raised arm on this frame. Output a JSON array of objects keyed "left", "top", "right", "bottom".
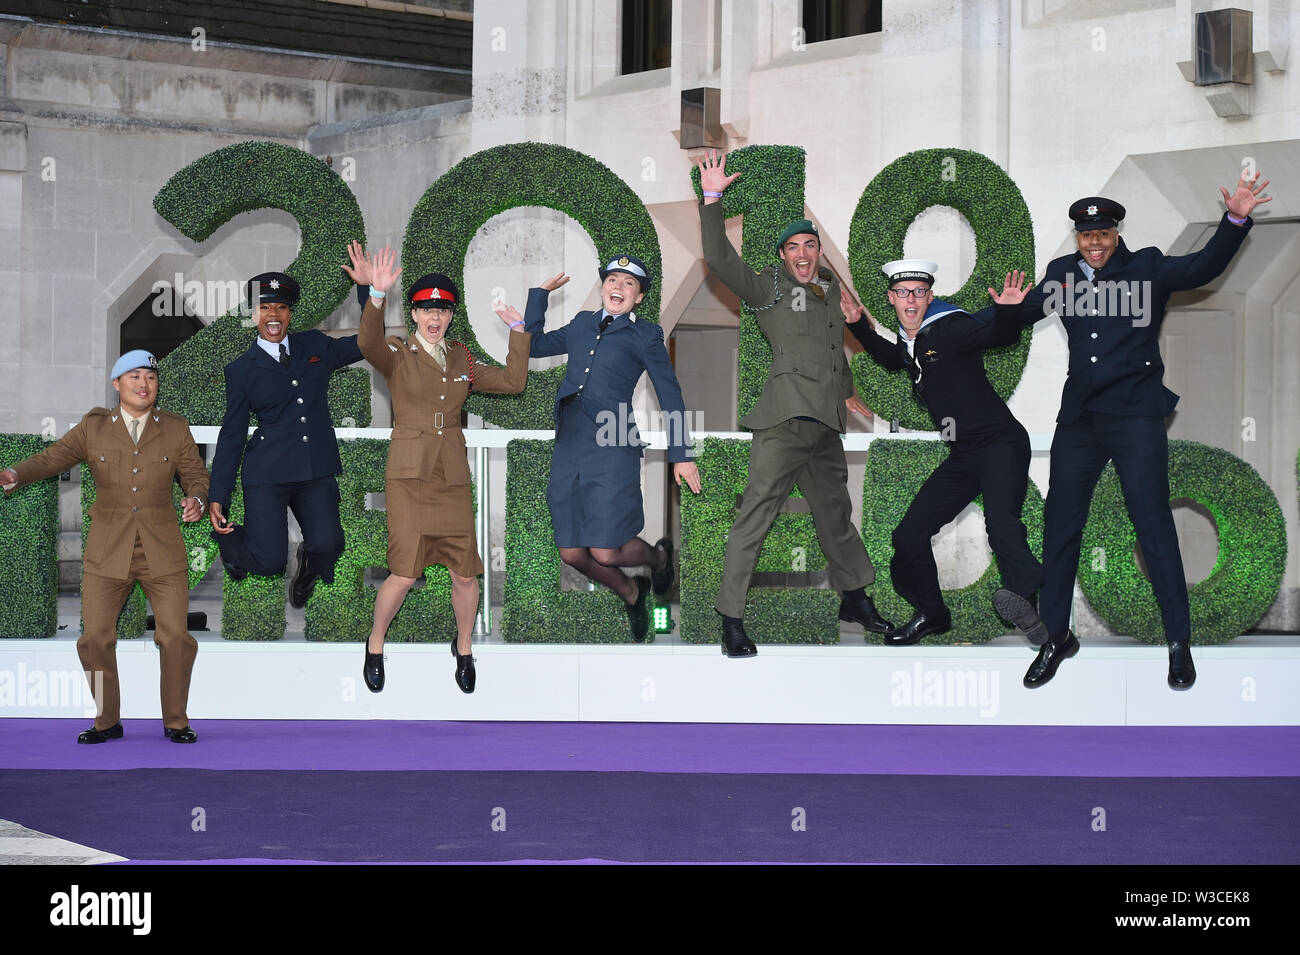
[
  {"left": 522, "top": 276, "right": 572, "bottom": 358},
  {"left": 950, "top": 271, "right": 1030, "bottom": 351},
  {"left": 841, "top": 287, "right": 904, "bottom": 371},
  {"left": 1158, "top": 172, "right": 1267, "bottom": 291},
  {"left": 474, "top": 304, "right": 532, "bottom": 394},
  {"left": 697, "top": 150, "right": 778, "bottom": 308},
  {"left": 346, "top": 242, "right": 397, "bottom": 372}
]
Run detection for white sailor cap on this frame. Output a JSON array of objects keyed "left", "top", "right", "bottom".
[{"left": 882, "top": 259, "right": 939, "bottom": 286}]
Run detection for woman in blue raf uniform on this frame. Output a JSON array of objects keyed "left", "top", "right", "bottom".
[
  {"left": 345, "top": 244, "right": 530, "bottom": 694},
  {"left": 502, "top": 256, "right": 701, "bottom": 641}
]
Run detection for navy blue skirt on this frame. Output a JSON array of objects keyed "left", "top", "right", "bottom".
[{"left": 547, "top": 399, "right": 644, "bottom": 549}]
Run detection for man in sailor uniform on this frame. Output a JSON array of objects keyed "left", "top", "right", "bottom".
[{"left": 845, "top": 260, "right": 1043, "bottom": 645}]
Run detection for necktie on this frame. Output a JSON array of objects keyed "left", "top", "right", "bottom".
[
  {"left": 129, "top": 418, "right": 140, "bottom": 445},
  {"left": 431, "top": 342, "right": 446, "bottom": 370},
  {"left": 599, "top": 313, "right": 614, "bottom": 332},
  {"left": 279, "top": 343, "right": 289, "bottom": 366}
]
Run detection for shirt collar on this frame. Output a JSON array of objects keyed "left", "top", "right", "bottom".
[
  {"left": 257, "top": 337, "right": 288, "bottom": 361},
  {"left": 601, "top": 309, "right": 636, "bottom": 324}
]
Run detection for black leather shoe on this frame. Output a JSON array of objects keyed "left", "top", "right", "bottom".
[
  {"left": 289, "top": 542, "right": 319, "bottom": 608},
  {"left": 993, "top": 588, "right": 1049, "bottom": 646},
  {"left": 77, "top": 722, "right": 123, "bottom": 744},
  {"left": 450, "top": 637, "right": 476, "bottom": 694},
  {"left": 650, "top": 538, "right": 674, "bottom": 596},
  {"left": 626, "top": 576, "right": 651, "bottom": 642},
  {"left": 1167, "top": 641, "right": 1196, "bottom": 690},
  {"left": 1023, "top": 631, "right": 1080, "bottom": 689},
  {"left": 838, "top": 592, "right": 894, "bottom": 634},
  {"left": 720, "top": 616, "right": 758, "bottom": 658},
  {"left": 163, "top": 726, "right": 198, "bottom": 744},
  {"left": 221, "top": 558, "right": 248, "bottom": 582},
  {"left": 885, "top": 610, "right": 952, "bottom": 646},
  {"left": 363, "top": 639, "right": 385, "bottom": 693}
]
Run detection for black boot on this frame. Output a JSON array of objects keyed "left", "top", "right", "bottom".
[
  {"left": 1167, "top": 641, "right": 1196, "bottom": 690},
  {"left": 626, "top": 577, "right": 651, "bottom": 642},
  {"left": 720, "top": 615, "right": 757, "bottom": 658}
]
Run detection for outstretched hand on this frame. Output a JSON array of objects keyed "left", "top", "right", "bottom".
[
  {"left": 839, "top": 285, "right": 867, "bottom": 324},
  {"left": 697, "top": 149, "right": 741, "bottom": 199},
  {"left": 989, "top": 270, "right": 1029, "bottom": 306},
  {"left": 1221, "top": 170, "right": 1271, "bottom": 219},
  {"left": 674, "top": 461, "right": 702, "bottom": 494},
  {"left": 494, "top": 303, "right": 524, "bottom": 327},
  {"left": 540, "top": 273, "right": 570, "bottom": 292},
  {"left": 343, "top": 242, "right": 401, "bottom": 294}
]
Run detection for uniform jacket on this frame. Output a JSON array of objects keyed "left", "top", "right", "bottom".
[
  {"left": 1019, "top": 213, "right": 1252, "bottom": 424},
  {"left": 699, "top": 201, "right": 854, "bottom": 432},
  {"left": 524, "top": 286, "right": 692, "bottom": 463},
  {"left": 358, "top": 299, "right": 530, "bottom": 485},
  {"left": 209, "top": 329, "right": 363, "bottom": 508},
  {"left": 7, "top": 406, "right": 208, "bottom": 580},
  {"left": 850, "top": 299, "right": 1024, "bottom": 442}
]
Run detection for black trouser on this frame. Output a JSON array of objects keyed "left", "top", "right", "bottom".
[
  {"left": 891, "top": 431, "right": 1042, "bottom": 618},
  {"left": 1040, "top": 411, "right": 1187, "bottom": 643},
  {"left": 215, "top": 476, "right": 344, "bottom": 583}
]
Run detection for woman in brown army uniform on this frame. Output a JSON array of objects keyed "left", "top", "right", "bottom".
[{"left": 344, "top": 244, "right": 530, "bottom": 694}]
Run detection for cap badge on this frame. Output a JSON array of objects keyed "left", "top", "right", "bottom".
[
  {"left": 618, "top": 256, "right": 630, "bottom": 267},
  {"left": 269, "top": 279, "right": 281, "bottom": 289},
  {"left": 1087, "top": 205, "right": 1098, "bottom": 216}
]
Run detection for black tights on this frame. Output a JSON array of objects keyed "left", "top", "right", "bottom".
[{"left": 559, "top": 538, "right": 666, "bottom": 604}]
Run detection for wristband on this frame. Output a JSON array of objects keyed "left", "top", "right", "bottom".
[
  {"left": 509, "top": 320, "right": 524, "bottom": 330},
  {"left": 1226, "top": 212, "right": 1248, "bottom": 225},
  {"left": 369, "top": 288, "right": 387, "bottom": 299},
  {"left": 703, "top": 190, "right": 723, "bottom": 198}
]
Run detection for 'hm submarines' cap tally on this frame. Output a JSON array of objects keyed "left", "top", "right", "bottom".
[
  {"left": 111, "top": 349, "right": 159, "bottom": 380},
  {"left": 882, "top": 259, "right": 939, "bottom": 286}
]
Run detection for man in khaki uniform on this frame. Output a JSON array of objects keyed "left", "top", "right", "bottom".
[
  {"left": 1, "top": 350, "right": 209, "bottom": 743},
  {"left": 696, "top": 150, "right": 891, "bottom": 657}
]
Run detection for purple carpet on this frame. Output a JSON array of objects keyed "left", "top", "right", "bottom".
[{"left": 2, "top": 721, "right": 1297, "bottom": 864}]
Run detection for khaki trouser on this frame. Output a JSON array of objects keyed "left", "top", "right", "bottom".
[
  {"left": 715, "top": 418, "right": 874, "bottom": 618},
  {"left": 79, "top": 535, "right": 196, "bottom": 730}
]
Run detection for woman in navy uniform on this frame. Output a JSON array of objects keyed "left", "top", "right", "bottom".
[
  {"left": 346, "top": 244, "right": 530, "bottom": 694},
  {"left": 1012, "top": 171, "right": 1270, "bottom": 690},
  {"left": 844, "top": 262, "right": 1043, "bottom": 646},
  {"left": 504, "top": 256, "right": 701, "bottom": 641}
]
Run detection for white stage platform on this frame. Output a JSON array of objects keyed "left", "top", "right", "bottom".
[{"left": 2, "top": 622, "right": 1297, "bottom": 727}]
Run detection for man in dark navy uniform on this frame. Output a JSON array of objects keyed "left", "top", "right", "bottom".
[
  {"left": 844, "top": 261, "right": 1044, "bottom": 645},
  {"left": 208, "top": 272, "right": 364, "bottom": 606},
  {"left": 1012, "top": 172, "right": 1271, "bottom": 690}
]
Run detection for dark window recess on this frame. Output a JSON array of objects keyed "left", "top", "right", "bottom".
[
  {"left": 121, "top": 288, "right": 205, "bottom": 362},
  {"left": 803, "top": 0, "right": 882, "bottom": 43},
  {"left": 622, "top": 0, "right": 672, "bottom": 75}
]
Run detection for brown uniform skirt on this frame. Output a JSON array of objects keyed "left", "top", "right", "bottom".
[{"left": 385, "top": 451, "right": 484, "bottom": 579}]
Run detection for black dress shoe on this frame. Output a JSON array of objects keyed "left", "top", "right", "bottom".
[
  {"left": 626, "top": 576, "right": 651, "bottom": 642},
  {"left": 720, "top": 616, "right": 758, "bottom": 658},
  {"left": 450, "top": 637, "right": 476, "bottom": 694},
  {"left": 1023, "top": 631, "right": 1080, "bottom": 689},
  {"left": 650, "top": 538, "right": 674, "bottom": 596},
  {"left": 838, "top": 592, "right": 894, "bottom": 634},
  {"left": 363, "top": 639, "right": 385, "bottom": 693},
  {"left": 163, "top": 726, "right": 198, "bottom": 744},
  {"left": 77, "top": 722, "right": 123, "bottom": 744},
  {"left": 993, "top": 588, "right": 1049, "bottom": 646},
  {"left": 289, "top": 542, "right": 319, "bottom": 608},
  {"left": 885, "top": 610, "right": 952, "bottom": 646},
  {"left": 1167, "top": 641, "right": 1196, "bottom": 690}
]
